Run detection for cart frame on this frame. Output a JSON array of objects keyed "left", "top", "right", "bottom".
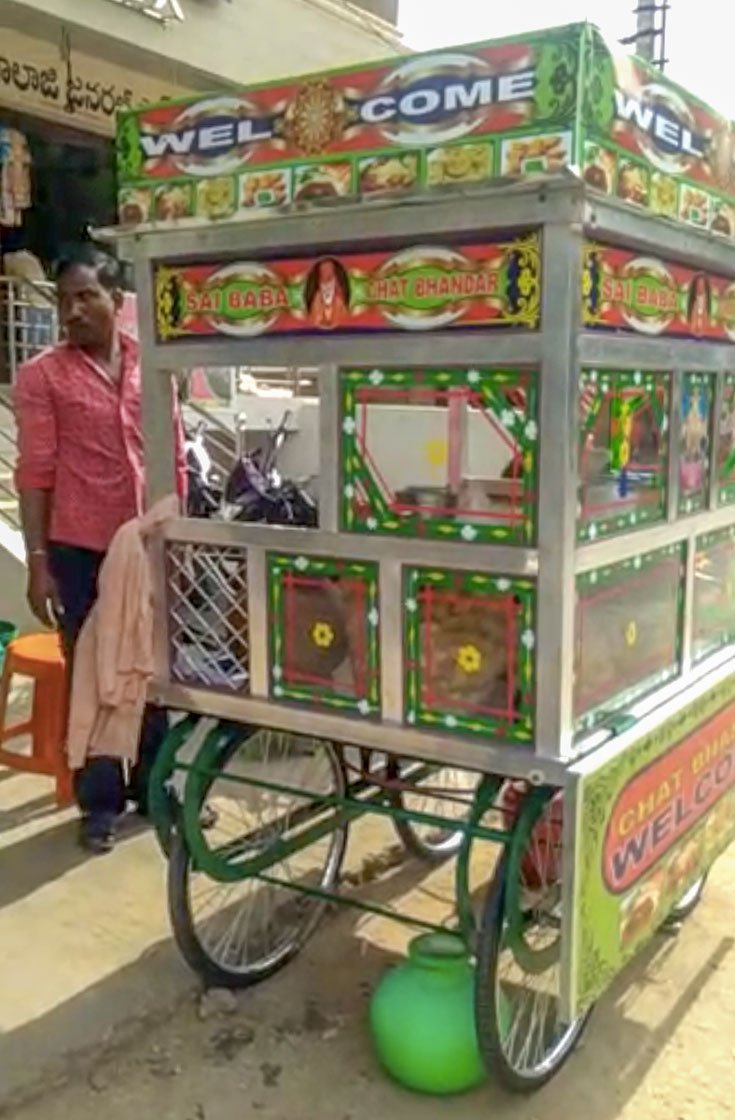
[
  {"left": 107, "top": 172, "right": 735, "bottom": 1090},
  {"left": 109, "top": 176, "right": 735, "bottom": 773}
]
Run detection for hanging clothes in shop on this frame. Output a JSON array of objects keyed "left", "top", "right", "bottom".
[{"left": 0, "top": 128, "right": 32, "bottom": 228}]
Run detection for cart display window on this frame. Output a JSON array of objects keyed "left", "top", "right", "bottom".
[
  {"left": 574, "top": 544, "right": 684, "bottom": 732},
  {"left": 403, "top": 566, "right": 535, "bottom": 743},
  {"left": 577, "top": 369, "right": 670, "bottom": 543},
  {"left": 268, "top": 553, "right": 380, "bottom": 716},
  {"left": 166, "top": 542, "right": 250, "bottom": 692},
  {"left": 716, "top": 372, "right": 735, "bottom": 505},
  {"left": 693, "top": 526, "right": 735, "bottom": 662},
  {"left": 678, "top": 372, "right": 715, "bottom": 516},
  {"left": 340, "top": 368, "right": 538, "bottom": 546}
]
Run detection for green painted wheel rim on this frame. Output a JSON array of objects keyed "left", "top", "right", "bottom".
[
  {"left": 454, "top": 775, "right": 504, "bottom": 946},
  {"left": 504, "top": 787, "right": 562, "bottom": 976},
  {"left": 148, "top": 715, "right": 200, "bottom": 857}
]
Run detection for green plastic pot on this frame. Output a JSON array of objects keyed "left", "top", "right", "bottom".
[
  {"left": 0, "top": 620, "right": 18, "bottom": 670},
  {"left": 369, "top": 933, "right": 486, "bottom": 1095}
]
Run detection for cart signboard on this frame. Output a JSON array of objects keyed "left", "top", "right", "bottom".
[
  {"left": 116, "top": 23, "right": 583, "bottom": 224},
  {"left": 116, "top": 23, "right": 735, "bottom": 242},
  {"left": 569, "top": 668, "right": 735, "bottom": 1019},
  {"left": 152, "top": 234, "right": 541, "bottom": 342},
  {"left": 581, "top": 40, "right": 735, "bottom": 238},
  {"left": 583, "top": 243, "right": 735, "bottom": 341}
]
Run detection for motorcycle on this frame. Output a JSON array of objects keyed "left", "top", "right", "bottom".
[{"left": 186, "top": 410, "right": 318, "bottom": 528}]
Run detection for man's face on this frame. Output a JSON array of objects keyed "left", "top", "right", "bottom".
[{"left": 58, "top": 264, "right": 120, "bottom": 349}]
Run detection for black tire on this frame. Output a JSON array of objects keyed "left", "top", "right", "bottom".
[
  {"left": 475, "top": 833, "right": 592, "bottom": 1091},
  {"left": 168, "top": 732, "right": 348, "bottom": 988},
  {"left": 387, "top": 758, "right": 479, "bottom": 864},
  {"left": 662, "top": 873, "right": 708, "bottom": 928}
]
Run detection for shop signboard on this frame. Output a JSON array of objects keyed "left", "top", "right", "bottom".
[
  {"left": 583, "top": 243, "right": 735, "bottom": 341},
  {"left": 568, "top": 668, "right": 735, "bottom": 1019},
  {"left": 0, "top": 26, "right": 197, "bottom": 137},
  {"left": 116, "top": 22, "right": 735, "bottom": 240},
  {"left": 152, "top": 233, "right": 541, "bottom": 342}
]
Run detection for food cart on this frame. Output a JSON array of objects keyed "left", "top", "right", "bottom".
[{"left": 110, "top": 22, "right": 735, "bottom": 1093}]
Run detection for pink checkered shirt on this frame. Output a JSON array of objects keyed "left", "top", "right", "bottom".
[{"left": 14, "top": 332, "right": 186, "bottom": 552}]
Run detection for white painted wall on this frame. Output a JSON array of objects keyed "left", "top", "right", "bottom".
[
  {"left": 1, "top": 0, "right": 403, "bottom": 92},
  {"left": 349, "top": 0, "right": 398, "bottom": 23},
  {"left": 234, "top": 397, "right": 512, "bottom": 501}
]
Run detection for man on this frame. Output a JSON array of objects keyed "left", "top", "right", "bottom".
[{"left": 14, "top": 247, "right": 186, "bottom": 854}]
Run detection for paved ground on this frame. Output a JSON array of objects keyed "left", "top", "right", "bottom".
[
  {"left": 0, "top": 769, "right": 194, "bottom": 1112},
  {"left": 1, "top": 756, "right": 734, "bottom": 1120}
]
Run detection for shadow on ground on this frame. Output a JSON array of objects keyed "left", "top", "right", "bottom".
[{"left": 1, "top": 812, "right": 733, "bottom": 1120}]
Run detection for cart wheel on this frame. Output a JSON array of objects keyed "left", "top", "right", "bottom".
[
  {"left": 662, "top": 874, "right": 708, "bottom": 928},
  {"left": 147, "top": 714, "right": 201, "bottom": 858},
  {"left": 386, "top": 758, "right": 480, "bottom": 864},
  {"left": 168, "top": 729, "right": 348, "bottom": 988},
  {"left": 475, "top": 790, "right": 592, "bottom": 1092}
]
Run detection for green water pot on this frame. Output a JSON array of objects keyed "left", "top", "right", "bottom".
[
  {"left": 369, "top": 932, "right": 486, "bottom": 1095},
  {"left": 0, "top": 620, "right": 18, "bottom": 670}
]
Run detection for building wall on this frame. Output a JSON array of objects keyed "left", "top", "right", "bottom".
[
  {"left": 0, "top": 0, "right": 404, "bottom": 116},
  {"left": 349, "top": 0, "right": 398, "bottom": 24},
  {"left": 0, "top": 24, "right": 204, "bottom": 136}
]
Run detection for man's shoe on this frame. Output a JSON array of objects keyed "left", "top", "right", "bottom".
[{"left": 79, "top": 814, "right": 116, "bottom": 855}]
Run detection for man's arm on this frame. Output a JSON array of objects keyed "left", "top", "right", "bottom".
[{"left": 14, "top": 361, "right": 62, "bottom": 626}]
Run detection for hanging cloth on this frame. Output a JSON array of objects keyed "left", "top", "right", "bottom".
[
  {"left": 0, "top": 127, "right": 13, "bottom": 228},
  {"left": 0, "top": 129, "right": 32, "bottom": 228}
]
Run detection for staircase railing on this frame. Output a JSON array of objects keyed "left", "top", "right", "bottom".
[
  {"left": 0, "top": 391, "right": 19, "bottom": 530},
  {"left": 0, "top": 276, "right": 57, "bottom": 384}
]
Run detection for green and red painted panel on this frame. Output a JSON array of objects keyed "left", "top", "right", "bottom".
[
  {"left": 679, "top": 372, "right": 715, "bottom": 516},
  {"left": 340, "top": 367, "right": 539, "bottom": 546},
  {"left": 574, "top": 543, "right": 685, "bottom": 734},
  {"left": 693, "top": 525, "right": 735, "bottom": 663},
  {"left": 403, "top": 566, "right": 535, "bottom": 744},
  {"left": 717, "top": 372, "right": 735, "bottom": 505},
  {"left": 268, "top": 553, "right": 380, "bottom": 716},
  {"left": 578, "top": 369, "right": 670, "bottom": 542}
]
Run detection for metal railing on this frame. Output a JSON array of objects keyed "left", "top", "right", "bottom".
[
  {"left": 184, "top": 399, "right": 241, "bottom": 479},
  {"left": 0, "top": 276, "right": 57, "bottom": 384},
  {"left": 0, "top": 390, "right": 19, "bottom": 529}
]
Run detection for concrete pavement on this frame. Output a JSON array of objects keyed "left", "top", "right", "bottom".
[
  {"left": 0, "top": 512, "right": 193, "bottom": 1109},
  {"left": 0, "top": 768, "right": 196, "bottom": 1113}
]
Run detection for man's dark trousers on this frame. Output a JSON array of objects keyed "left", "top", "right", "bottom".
[{"left": 48, "top": 542, "right": 167, "bottom": 819}]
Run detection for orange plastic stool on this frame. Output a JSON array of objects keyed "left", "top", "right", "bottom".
[{"left": 0, "top": 632, "right": 74, "bottom": 807}]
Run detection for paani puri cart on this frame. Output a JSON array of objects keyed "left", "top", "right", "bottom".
[{"left": 109, "top": 24, "right": 735, "bottom": 1092}]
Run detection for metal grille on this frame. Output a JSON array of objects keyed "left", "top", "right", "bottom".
[
  {"left": 0, "top": 277, "right": 57, "bottom": 382},
  {"left": 166, "top": 541, "right": 250, "bottom": 692},
  {"left": 0, "top": 392, "right": 19, "bottom": 529}
]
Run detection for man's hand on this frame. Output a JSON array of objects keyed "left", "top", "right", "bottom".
[{"left": 26, "top": 554, "right": 62, "bottom": 628}]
